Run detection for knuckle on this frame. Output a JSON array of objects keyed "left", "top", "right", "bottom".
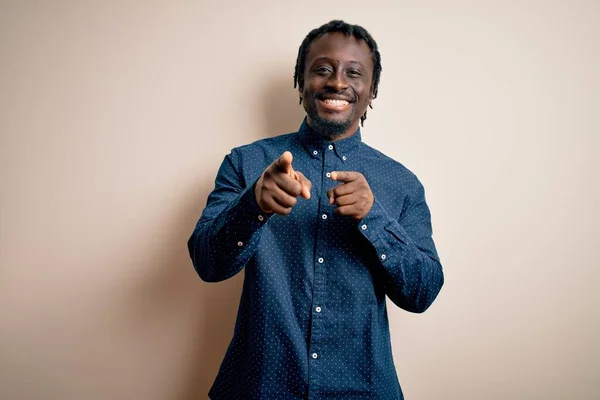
[
  {"left": 292, "top": 183, "right": 302, "bottom": 196},
  {"left": 263, "top": 181, "right": 274, "bottom": 191}
]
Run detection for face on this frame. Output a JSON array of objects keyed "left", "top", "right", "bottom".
[{"left": 300, "top": 32, "right": 374, "bottom": 140}]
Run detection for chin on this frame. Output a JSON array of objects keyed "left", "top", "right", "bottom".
[
  {"left": 310, "top": 114, "right": 353, "bottom": 138},
  {"left": 317, "top": 108, "right": 353, "bottom": 123},
  {"left": 320, "top": 115, "right": 349, "bottom": 125}
]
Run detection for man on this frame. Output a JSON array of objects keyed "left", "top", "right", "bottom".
[{"left": 188, "top": 20, "right": 444, "bottom": 400}]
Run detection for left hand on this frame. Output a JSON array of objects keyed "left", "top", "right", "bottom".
[{"left": 327, "top": 171, "right": 374, "bottom": 221}]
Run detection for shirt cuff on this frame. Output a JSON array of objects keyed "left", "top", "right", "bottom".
[
  {"left": 225, "top": 179, "right": 273, "bottom": 239},
  {"left": 357, "top": 198, "right": 410, "bottom": 264}
]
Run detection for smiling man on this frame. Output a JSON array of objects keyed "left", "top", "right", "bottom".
[{"left": 188, "top": 20, "right": 444, "bottom": 400}]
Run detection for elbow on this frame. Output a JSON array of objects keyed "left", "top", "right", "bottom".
[
  {"left": 411, "top": 279, "right": 444, "bottom": 313},
  {"left": 187, "top": 232, "right": 242, "bottom": 283},
  {"left": 187, "top": 231, "right": 214, "bottom": 283},
  {"left": 195, "top": 259, "right": 244, "bottom": 283},
  {"left": 187, "top": 234, "right": 203, "bottom": 280},
  {"left": 389, "top": 260, "right": 444, "bottom": 314},
  {"left": 413, "top": 263, "right": 444, "bottom": 313},
  {"left": 197, "top": 268, "right": 225, "bottom": 283}
]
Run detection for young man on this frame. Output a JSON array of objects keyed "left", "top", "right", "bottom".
[{"left": 188, "top": 20, "right": 444, "bottom": 400}]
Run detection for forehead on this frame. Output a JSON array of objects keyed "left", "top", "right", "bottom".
[{"left": 305, "top": 32, "right": 373, "bottom": 68}]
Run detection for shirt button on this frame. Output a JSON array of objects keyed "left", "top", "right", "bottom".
[
  {"left": 326, "top": 172, "right": 331, "bottom": 178},
  {"left": 321, "top": 214, "right": 327, "bottom": 220},
  {"left": 381, "top": 254, "right": 387, "bottom": 260},
  {"left": 342, "top": 155, "right": 347, "bottom": 161},
  {"left": 315, "top": 306, "right": 322, "bottom": 313},
  {"left": 361, "top": 224, "right": 367, "bottom": 230},
  {"left": 328, "top": 144, "right": 333, "bottom": 150},
  {"left": 258, "top": 215, "right": 264, "bottom": 222},
  {"left": 237, "top": 241, "right": 243, "bottom": 247},
  {"left": 313, "top": 150, "right": 318, "bottom": 156},
  {"left": 318, "top": 257, "right": 324, "bottom": 264},
  {"left": 312, "top": 353, "right": 318, "bottom": 359}
]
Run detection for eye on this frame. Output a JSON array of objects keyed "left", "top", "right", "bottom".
[
  {"left": 347, "top": 69, "right": 362, "bottom": 77},
  {"left": 314, "top": 66, "right": 332, "bottom": 75}
]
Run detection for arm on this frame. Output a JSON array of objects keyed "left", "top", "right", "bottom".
[
  {"left": 188, "top": 150, "right": 271, "bottom": 282},
  {"left": 328, "top": 171, "right": 444, "bottom": 313},
  {"left": 358, "top": 181, "right": 444, "bottom": 313},
  {"left": 187, "top": 150, "right": 311, "bottom": 282}
]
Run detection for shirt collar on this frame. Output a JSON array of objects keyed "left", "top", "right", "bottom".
[{"left": 296, "top": 118, "right": 362, "bottom": 161}]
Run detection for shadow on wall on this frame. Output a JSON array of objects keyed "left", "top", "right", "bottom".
[
  {"left": 260, "top": 71, "right": 307, "bottom": 139},
  {"left": 181, "top": 71, "right": 306, "bottom": 399}
]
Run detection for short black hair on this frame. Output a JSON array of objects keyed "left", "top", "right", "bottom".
[{"left": 294, "top": 20, "right": 382, "bottom": 126}]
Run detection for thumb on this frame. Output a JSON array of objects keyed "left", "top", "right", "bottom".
[{"left": 295, "top": 171, "right": 312, "bottom": 200}]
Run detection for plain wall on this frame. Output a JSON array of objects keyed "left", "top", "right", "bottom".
[{"left": 1, "top": 1, "right": 598, "bottom": 399}]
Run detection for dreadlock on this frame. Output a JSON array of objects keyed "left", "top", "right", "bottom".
[{"left": 293, "top": 20, "right": 382, "bottom": 126}]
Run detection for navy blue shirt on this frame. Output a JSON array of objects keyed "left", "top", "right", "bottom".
[{"left": 188, "top": 120, "right": 444, "bottom": 399}]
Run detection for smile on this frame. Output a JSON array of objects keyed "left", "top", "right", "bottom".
[{"left": 318, "top": 98, "right": 351, "bottom": 111}]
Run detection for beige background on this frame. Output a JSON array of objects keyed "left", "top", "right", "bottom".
[{"left": 1, "top": 1, "right": 599, "bottom": 399}]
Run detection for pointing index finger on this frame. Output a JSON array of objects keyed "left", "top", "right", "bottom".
[
  {"left": 330, "top": 171, "right": 359, "bottom": 182},
  {"left": 275, "top": 151, "right": 294, "bottom": 175}
]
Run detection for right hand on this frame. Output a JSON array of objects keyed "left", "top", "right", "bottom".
[{"left": 254, "top": 151, "right": 312, "bottom": 215}]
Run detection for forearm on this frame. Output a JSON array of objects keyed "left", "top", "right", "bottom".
[
  {"left": 188, "top": 180, "right": 270, "bottom": 282},
  {"left": 359, "top": 198, "right": 444, "bottom": 313},
  {"left": 370, "top": 223, "right": 444, "bottom": 313}
]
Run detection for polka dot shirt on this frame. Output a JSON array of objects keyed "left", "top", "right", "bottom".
[{"left": 188, "top": 119, "right": 444, "bottom": 399}]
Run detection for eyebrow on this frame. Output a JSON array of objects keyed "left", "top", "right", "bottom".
[{"left": 310, "top": 57, "right": 365, "bottom": 68}]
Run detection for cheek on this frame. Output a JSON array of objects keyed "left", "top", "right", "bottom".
[{"left": 354, "top": 92, "right": 372, "bottom": 115}]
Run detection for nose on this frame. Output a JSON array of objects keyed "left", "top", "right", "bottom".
[{"left": 326, "top": 68, "right": 349, "bottom": 92}]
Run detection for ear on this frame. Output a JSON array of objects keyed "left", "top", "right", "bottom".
[{"left": 298, "top": 80, "right": 304, "bottom": 104}]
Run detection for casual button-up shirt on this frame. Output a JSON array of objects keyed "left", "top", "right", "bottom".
[{"left": 188, "top": 119, "right": 444, "bottom": 400}]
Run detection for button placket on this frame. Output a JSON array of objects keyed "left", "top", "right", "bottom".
[{"left": 308, "top": 141, "right": 337, "bottom": 390}]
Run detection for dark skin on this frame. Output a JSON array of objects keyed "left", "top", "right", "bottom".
[
  {"left": 255, "top": 32, "right": 375, "bottom": 220},
  {"left": 255, "top": 151, "right": 311, "bottom": 215},
  {"left": 301, "top": 32, "right": 374, "bottom": 141}
]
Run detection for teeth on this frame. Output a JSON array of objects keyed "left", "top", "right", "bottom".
[{"left": 323, "top": 99, "right": 349, "bottom": 106}]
